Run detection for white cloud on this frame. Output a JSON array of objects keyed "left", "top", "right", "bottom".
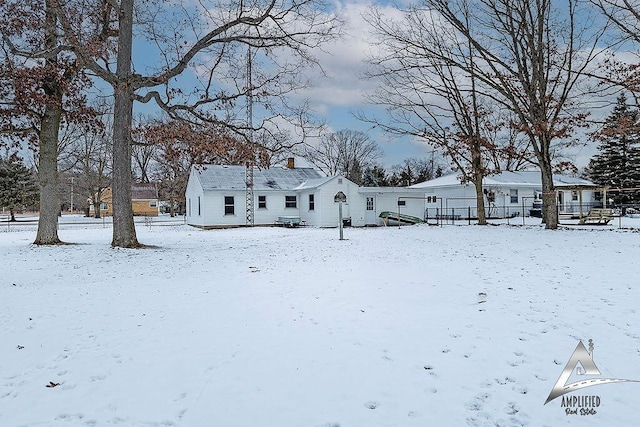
[{"left": 294, "top": 1, "right": 403, "bottom": 109}]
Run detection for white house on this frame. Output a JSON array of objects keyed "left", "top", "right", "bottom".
[
  {"left": 186, "top": 163, "right": 377, "bottom": 228},
  {"left": 409, "top": 171, "right": 601, "bottom": 219},
  {"left": 185, "top": 162, "right": 428, "bottom": 228}
]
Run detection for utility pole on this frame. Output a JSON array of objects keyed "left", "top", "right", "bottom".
[{"left": 245, "top": 47, "right": 255, "bottom": 226}]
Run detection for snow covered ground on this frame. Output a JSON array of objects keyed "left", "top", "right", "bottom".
[{"left": 1, "top": 217, "right": 639, "bottom": 426}]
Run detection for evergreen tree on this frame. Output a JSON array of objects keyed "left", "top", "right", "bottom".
[
  {"left": 371, "top": 165, "right": 390, "bottom": 186},
  {"left": 585, "top": 94, "right": 640, "bottom": 204},
  {"left": 362, "top": 166, "right": 378, "bottom": 187},
  {"left": 0, "top": 156, "right": 39, "bottom": 221},
  {"left": 346, "top": 159, "right": 364, "bottom": 185}
]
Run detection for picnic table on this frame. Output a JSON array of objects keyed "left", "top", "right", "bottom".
[
  {"left": 578, "top": 208, "right": 613, "bottom": 225},
  {"left": 275, "top": 216, "right": 303, "bottom": 227}
]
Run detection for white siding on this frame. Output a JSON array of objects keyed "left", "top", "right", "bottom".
[
  {"left": 422, "top": 183, "right": 535, "bottom": 218},
  {"left": 359, "top": 189, "right": 427, "bottom": 225},
  {"left": 206, "top": 191, "right": 245, "bottom": 226},
  {"left": 558, "top": 189, "right": 597, "bottom": 216},
  {"left": 303, "top": 177, "right": 361, "bottom": 227},
  {"left": 253, "top": 191, "right": 301, "bottom": 225},
  {"left": 185, "top": 169, "right": 206, "bottom": 227}
]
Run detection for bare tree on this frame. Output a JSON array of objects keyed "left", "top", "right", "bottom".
[
  {"left": 131, "top": 136, "right": 157, "bottom": 185},
  {"left": 132, "top": 144, "right": 157, "bottom": 184},
  {"left": 0, "top": 0, "right": 96, "bottom": 244},
  {"left": 400, "top": 0, "right": 605, "bottom": 229},
  {"left": 591, "top": 1, "right": 640, "bottom": 97},
  {"left": 364, "top": 3, "right": 515, "bottom": 224},
  {"left": 303, "top": 129, "right": 381, "bottom": 184},
  {"left": 482, "top": 109, "right": 535, "bottom": 172},
  {"left": 72, "top": 131, "right": 112, "bottom": 218},
  {"left": 53, "top": 0, "right": 340, "bottom": 247},
  {"left": 591, "top": 0, "right": 640, "bottom": 45},
  {"left": 144, "top": 119, "right": 271, "bottom": 216}
]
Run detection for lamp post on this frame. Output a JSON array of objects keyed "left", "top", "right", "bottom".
[{"left": 334, "top": 191, "right": 347, "bottom": 240}]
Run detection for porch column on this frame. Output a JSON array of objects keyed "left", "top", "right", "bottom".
[{"left": 579, "top": 189, "right": 583, "bottom": 218}]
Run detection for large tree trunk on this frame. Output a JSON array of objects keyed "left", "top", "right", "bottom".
[
  {"left": 34, "top": 105, "right": 62, "bottom": 244},
  {"left": 473, "top": 173, "right": 487, "bottom": 225},
  {"left": 540, "top": 159, "right": 558, "bottom": 229},
  {"left": 34, "top": 1, "right": 63, "bottom": 245},
  {"left": 169, "top": 193, "right": 176, "bottom": 217},
  {"left": 470, "top": 134, "right": 487, "bottom": 225},
  {"left": 111, "top": 0, "right": 140, "bottom": 248},
  {"left": 93, "top": 195, "right": 101, "bottom": 218}
]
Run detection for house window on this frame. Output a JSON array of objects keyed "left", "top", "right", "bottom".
[
  {"left": 309, "top": 194, "right": 315, "bottom": 211},
  {"left": 338, "top": 178, "right": 343, "bottom": 184},
  {"left": 224, "top": 196, "right": 235, "bottom": 215},
  {"left": 150, "top": 201, "right": 157, "bottom": 208},
  {"left": 198, "top": 196, "right": 201, "bottom": 216},
  {"left": 366, "top": 197, "right": 374, "bottom": 210},
  {"left": 258, "top": 195, "right": 267, "bottom": 209},
  {"left": 285, "top": 195, "right": 297, "bottom": 208},
  {"left": 571, "top": 190, "right": 578, "bottom": 201},
  {"left": 397, "top": 200, "right": 406, "bottom": 206},
  {"left": 100, "top": 202, "right": 108, "bottom": 210},
  {"left": 510, "top": 189, "right": 518, "bottom": 204}
]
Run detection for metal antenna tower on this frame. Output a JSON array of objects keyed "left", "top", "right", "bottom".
[{"left": 245, "top": 47, "right": 255, "bottom": 226}]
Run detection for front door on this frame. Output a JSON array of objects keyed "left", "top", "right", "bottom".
[{"left": 365, "top": 196, "right": 377, "bottom": 225}]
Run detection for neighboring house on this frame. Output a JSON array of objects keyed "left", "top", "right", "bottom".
[
  {"left": 91, "top": 183, "right": 160, "bottom": 217},
  {"left": 409, "top": 171, "right": 601, "bottom": 218}
]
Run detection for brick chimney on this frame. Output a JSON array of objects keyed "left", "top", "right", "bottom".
[{"left": 287, "top": 157, "right": 295, "bottom": 169}]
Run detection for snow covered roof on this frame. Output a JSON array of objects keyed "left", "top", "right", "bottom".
[
  {"left": 409, "top": 171, "right": 596, "bottom": 189},
  {"left": 293, "top": 176, "right": 336, "bottom": 190},
  {"left": 358, "top": 186, "right": 426, "bottom": 193},
  {"left": 552, "top": 174, "right": 597, "bottom": 187},
  {"left": 193, "top": 165, "right": 322, "bottom": 191}
]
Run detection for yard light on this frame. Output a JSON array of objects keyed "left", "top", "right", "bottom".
[{"left": 334, "top": 191, "right": 347, "bottom": 240}]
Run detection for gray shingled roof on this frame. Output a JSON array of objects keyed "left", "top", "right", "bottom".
[
  {"left": 132, "top": 183, "right": 158, "bottom": 199},
  {"left": 194, "top": 165, "right": 322, "bottom": 191}
]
